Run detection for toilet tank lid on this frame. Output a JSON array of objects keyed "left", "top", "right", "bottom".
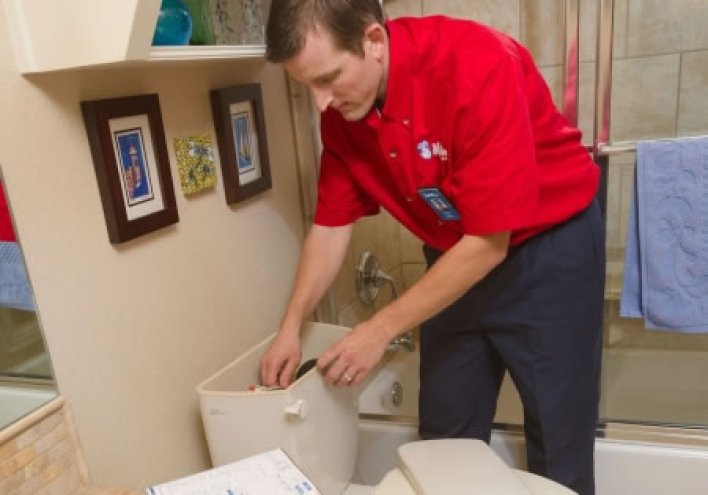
[{"left": 397, "top": 439, "right": 533, "bottom": 495}]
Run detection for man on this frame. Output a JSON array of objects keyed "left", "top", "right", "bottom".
[{"left": 260, "top": 2, "right": 604, "bottom": 494}]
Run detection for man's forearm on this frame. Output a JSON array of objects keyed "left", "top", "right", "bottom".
[
  {"left": 368, "top": 232, "right": 510, "bottom": 341},
  {"left": 279, "top": 223, "right": 353, "bottom": 331}
]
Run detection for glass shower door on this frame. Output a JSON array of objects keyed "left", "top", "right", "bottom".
[
  {"left": 594, "top": 0, "right": 708, "bottom": 430},
  {"left": 0, "top": 175, "right": 56, "bottom": 431}
]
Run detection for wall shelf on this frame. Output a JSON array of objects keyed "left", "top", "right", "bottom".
[
  {"left": 2, "top": 0, "right": 265, "bottom": 74},
  {"left": 149, "top": 44, "right": 265, "bottom": 62}
]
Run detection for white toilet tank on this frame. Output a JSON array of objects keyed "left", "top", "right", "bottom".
[{"left": 197, "top": 322, "right": 359, "bottom": 495}]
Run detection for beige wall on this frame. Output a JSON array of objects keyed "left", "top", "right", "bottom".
[{"left": 0, "top": 4, "right": 304, "bottom": 491}]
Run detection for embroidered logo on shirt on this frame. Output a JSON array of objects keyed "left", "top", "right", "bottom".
[
  {"left": 432, "top": 141, "right": 448, "bottom": 161},
  {"left": 417, "top": 140, "right": 432, "bottom": 159},
  {"left": 416, "top": 140, "right": 448, "bottom": 161}
]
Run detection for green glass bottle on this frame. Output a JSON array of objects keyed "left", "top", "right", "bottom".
[{"left": 184, "top": 0, "right": 215, "bottom": 45}]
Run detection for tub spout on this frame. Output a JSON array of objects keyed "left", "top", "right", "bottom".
[
  {"left": 356, "top": 252, "right": 415, "bottom": 352},
  {"left": 387, "top": 331, "right": 416, "bottom": 352}
]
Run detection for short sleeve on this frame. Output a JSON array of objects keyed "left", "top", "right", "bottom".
[
  {"left": 313, "top": 112, "right": 380, "bottom": 226},
  {"left": 450, "top": 49, "right": 539, "bottom": 236}
]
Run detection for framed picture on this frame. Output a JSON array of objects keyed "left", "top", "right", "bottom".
[
  {"left": 210, "top": 84, "right": 272, "bottom": 204},
  {"left": 81, "top": 94, "right": 178, "bottom": 244}
]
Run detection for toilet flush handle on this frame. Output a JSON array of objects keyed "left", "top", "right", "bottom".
[{"left": 284, "top": 399, "right": 308, "bottom": 419}]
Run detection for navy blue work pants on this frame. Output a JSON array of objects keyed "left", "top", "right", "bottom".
[{"left": 419, "top": 200, "right": 605, "bottom": 495}]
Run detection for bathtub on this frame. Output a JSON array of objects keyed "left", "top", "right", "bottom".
[
  {"left": 0, "top": 383, "right": 57, "bottom": 429},
  {"left": 355, "top": 348, "right": 708, "bottom": 495}
]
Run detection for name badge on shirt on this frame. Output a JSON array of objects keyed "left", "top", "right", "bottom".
[{"left": 417, "top": 187, "right": 461, "bottom": 221}]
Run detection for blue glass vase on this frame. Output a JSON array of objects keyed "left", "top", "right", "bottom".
[{"left": 152, "top": 0, "right": 193, "bottom": 46}]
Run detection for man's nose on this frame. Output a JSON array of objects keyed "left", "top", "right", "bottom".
[{"left": 312, "top": 87, "right": 333, "bottom": 112}]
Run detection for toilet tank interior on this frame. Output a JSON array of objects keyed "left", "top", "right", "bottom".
[{"left": 198, "top": 322, "right": 351, "bottom": 393}]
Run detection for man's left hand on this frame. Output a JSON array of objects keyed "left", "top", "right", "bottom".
[{"left": 317, "top": 321, "right": 390, "bottom": 387}]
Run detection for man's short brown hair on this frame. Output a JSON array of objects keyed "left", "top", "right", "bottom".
[{"left": 266, "top": 0, "right": 385, "bottom": 63}]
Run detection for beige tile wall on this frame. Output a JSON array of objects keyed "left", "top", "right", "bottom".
[
  {"left": 422, "top": 0, "right": 520, "bottom": 37},
  {"left": 615, "top": 0, "right": 708, "bottom": 143},
  {"left": 678, "top": 50, "right": 708, "bottom": 136},
  {"left": 626, "top": 0, "right": 708, "bottom": 57},
  {"left": 611, "top": 54, "right": 681, "bottom": 142},
  {"left": 333, "top": 211, "right": 404, "bottom": 326},
  {"left": 521, "top": 0, "right": 565, "bottom": 67},
  {"left": 383, "top": 0, "right": 422, "bottom": 19}
]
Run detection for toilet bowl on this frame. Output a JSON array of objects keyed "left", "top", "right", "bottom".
[{"left": 197, "top": 323, "right": 575, "bottom": 495}]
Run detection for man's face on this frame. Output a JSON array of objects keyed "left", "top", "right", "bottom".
[{"left": 284, "top": 24, "right": 386, "bottom": 121}]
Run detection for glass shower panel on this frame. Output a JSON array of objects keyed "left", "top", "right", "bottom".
[
  {"left": 0, "top": 175, "right": 56, "bottom": 431},
  {"left": 0, "top": 309, "right": 50, "bottom": 381},
  {"left": 599, "top": 0, "right": 708, "bottom": 427},
  {"left": 0, "top": 181, "right": 51, "bottom": 382}
]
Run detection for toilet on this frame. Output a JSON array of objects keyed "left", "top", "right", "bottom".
[{"left": 197, "top": 322, "right": 575, "bottom": 495}]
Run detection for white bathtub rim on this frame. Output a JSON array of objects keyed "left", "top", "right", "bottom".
[
  {"left": 355, "top": 420, "right": 708, "bottom": 494},
  {"left": 0, "top": 395, "right": 64, "bottom": 444}
]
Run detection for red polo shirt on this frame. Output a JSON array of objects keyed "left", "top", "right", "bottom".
[
  {"left": 0, "top": 184, "right": 16, "bottom": 242},
  {"left": 314, "top": 16, "right": 599, "bottom": 251}
]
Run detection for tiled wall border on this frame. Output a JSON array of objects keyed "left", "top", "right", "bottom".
[{"left": 0, "top": 396, "right": 91, "bottom": 495}]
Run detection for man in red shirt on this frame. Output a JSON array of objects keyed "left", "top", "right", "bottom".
[{"left": 260, "top": 2, "right": 604, "bottom": 494}]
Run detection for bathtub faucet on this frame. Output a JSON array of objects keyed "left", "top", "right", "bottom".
[
  {"left": 387, "top": 330, "right": 416, "bottom": 353},
  {"left": 368, "top": 264, "right": 416, "bottom": 353},
  {"left": 356, "top": 252, "right": 416, "bottom": 353}
]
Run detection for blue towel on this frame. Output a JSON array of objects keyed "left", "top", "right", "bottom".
[
  {"left": 0, "top": 241, "right": 35, "bottom": 311},
  {"left": 620, "top": 136, "right": 708, "bottom": 332}
]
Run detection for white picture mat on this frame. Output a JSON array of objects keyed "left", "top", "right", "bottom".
[
  {"left": 109, "top": 114, "right": 165, "bottom": 221},
  {"left": 229, "top": 100, "right": 262, "bottom": 186}
]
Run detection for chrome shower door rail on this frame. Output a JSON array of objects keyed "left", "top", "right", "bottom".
[
  {"left": 593, "top": 0, "right": 616, "bottom": 160},
  {"left": 562, "top": 0, "right": 580, "bottom": 127}
]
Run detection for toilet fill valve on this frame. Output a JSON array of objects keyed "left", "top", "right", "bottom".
[{"left": 246, "top": 358, "right": 318, "bottom": 392}]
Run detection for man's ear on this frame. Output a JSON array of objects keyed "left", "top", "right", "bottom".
[{"left": 363, "top": 23, "right": 386, "bottom": 60}]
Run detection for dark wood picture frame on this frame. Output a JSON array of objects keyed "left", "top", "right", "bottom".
[
  {"left": 210, "top": 84, "right": 272, "bottom": 204},
  {"left": 81, "top": 94, "right": 178, "bottom": 244}
]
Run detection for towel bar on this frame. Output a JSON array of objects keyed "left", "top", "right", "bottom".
[{"left": 597, "top": 135, "right": 708, "bottom": 157}]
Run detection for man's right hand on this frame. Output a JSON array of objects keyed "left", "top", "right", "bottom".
[
  {"left": 259, "top": 223, "right": 353, "bottom": 388},
  {"left": 260, "top": 328, "right": 302, "bottom": 388}
]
